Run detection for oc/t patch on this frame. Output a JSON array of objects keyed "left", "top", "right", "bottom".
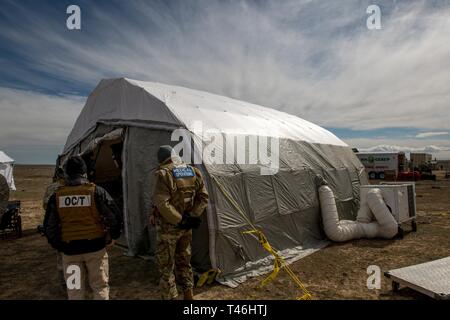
[
  {"left": 59, "top": 195, "right": 92, "bottom": 208},
  {"left": 172, "top": 166, "right": 195, "bottom": 179}
]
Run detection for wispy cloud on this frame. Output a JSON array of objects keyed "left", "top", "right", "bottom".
[
  {"left": 1, "top": 1, "right": 450, "bottom": 162},
  {"left": 416, "top": 131, "right": 449, "bottom": 138},
  {"left": 358, "top": 144, "right": 450, "bottom": 153},
  {"left": 0, "top": 87, "right": 84, "bottom": 147},
  {"left": 1, "top": 1, "right": 450, "bottom": 130},
  {"left": 345, "top": 137, "right": 450, "bottom": 160}
]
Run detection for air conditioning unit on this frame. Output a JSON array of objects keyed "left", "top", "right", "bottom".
[{"left": 360, "top": 183, "right": 417, "bottom": 232}]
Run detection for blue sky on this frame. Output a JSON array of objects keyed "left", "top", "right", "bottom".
[{"left": 1, "top": 0, "right": 450, "bottom": 163}]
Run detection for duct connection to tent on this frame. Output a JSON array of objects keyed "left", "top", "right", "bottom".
[{"left": 317, "top": 176, "right": 398, "bottom": 242}]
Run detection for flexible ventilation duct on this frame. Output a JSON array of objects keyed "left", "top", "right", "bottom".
[{"left": 318, "top": 185, "right": 398, "bottom": 242}]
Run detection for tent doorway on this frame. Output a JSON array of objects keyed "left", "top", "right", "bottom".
[{"left": 82, "top": 138, "right": 124, "bottom": 214}]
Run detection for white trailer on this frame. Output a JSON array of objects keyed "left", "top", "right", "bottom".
[{"left": 356, "top": 152, "right": 406, "bottom": 180}]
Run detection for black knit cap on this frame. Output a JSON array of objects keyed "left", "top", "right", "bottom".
[
  {"left": 65, "top": 155, "right": 87, "bottom": 177},
  {"left": 157, "top": 145, "right": 173, "bottom": 164}
]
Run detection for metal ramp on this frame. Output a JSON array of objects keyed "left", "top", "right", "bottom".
[{"left": 385, "top": 257, "right": 450, "bottom": 300}]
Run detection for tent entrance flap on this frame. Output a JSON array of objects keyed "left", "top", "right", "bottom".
[
  {"left": 80, "top": 131, "right": 125, "bottom": 229},
  {"left": 81, "top": 131, "right": 128, "bottom": 247},
  {"left": 122, "top": 126, "right": 213, "bottom": 272}
]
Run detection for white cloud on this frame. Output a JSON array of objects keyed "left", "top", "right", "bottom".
[
  {"left": 415, "top": 132, "right": 449, "bottom": 138},
  {"left": 0, "top": 87, "right": 84, "bottom": 147},
  {"left": 345, "top": 137, "right": 450, "bottom": 160},
  {"left": 2, "top": 1, "right": 450, "bottom": 164},
  {"left": 358, "top": 145, "right": 448, "bottom": 153},
  {"left": 1, "top": 1, "right": 450, "bottom": 132}
]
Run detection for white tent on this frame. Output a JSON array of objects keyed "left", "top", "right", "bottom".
[
  {"left": 0, "top": 151, "right": 16, "bottom": 191},
  {"left": 60, "top": 78, "right": 367, "bottom": 285}
]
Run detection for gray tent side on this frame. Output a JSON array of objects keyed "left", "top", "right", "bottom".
[
  {"left": 59, "top": 122, "right": 367, "bottom": 284},
  {"left": 58, "top": 78, "right": 368, "bottom": 285}
]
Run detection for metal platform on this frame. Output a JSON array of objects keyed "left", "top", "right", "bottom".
[{"left": 385, "top": 257, "right": 450, "bottom": 300}]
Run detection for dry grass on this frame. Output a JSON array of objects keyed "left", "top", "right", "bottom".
[{"left": 0, "top": 166, "right": 449, "bottom": 300}]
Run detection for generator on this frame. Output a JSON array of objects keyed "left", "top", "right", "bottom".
[{"left": 360, "top": 183, "right": 417, "bottom": 235}]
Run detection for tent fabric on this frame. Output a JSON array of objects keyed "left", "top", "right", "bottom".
[
  {"left": 61, "top": 78, "right": 367, "bottom": 284},
  {"left": 204, "top": 140, "right": 365, "bottom": 279},
  {"left": 0, "top": 151, "right": 16, "bottom": 191},
  {"left": 64, "top": 78, "right": 346, "bottom": 153}
]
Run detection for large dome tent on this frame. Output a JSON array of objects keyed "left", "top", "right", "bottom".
[{"left": 59, "top": 78, "right": 367, "bottom": 285}]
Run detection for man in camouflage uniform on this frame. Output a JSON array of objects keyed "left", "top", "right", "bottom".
[{"left": 152, "top": 145, "right": 209, "bottom": 300}]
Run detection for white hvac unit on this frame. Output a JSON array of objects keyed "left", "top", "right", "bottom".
[{"left": 360, "top": 183, "right": 417, "bottom": 233}]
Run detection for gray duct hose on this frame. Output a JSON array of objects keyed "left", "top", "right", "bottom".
[
  {"left": 366, "top": 189, "right": 398, "bottom": 238},
  {"left": 0, "top": 174, "right": 10, "bottom": 215},
  {"left": 318, "top": 185, "right": 365, "bottom": 242},
  {"left": 318, "top": 185, "right": 398, "bottom": 242}
]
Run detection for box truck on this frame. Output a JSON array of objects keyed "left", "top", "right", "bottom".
[{"left": 356, "top": 152, "right": 406, "bottom": 180}]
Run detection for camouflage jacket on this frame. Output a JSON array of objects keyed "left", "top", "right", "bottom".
[{"left": 152, "top": 161, "right": 209, "bottom": 225}]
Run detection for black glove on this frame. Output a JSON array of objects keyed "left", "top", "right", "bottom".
[{"left": 178, "top": 214, "right": 202, "bottom": 230}]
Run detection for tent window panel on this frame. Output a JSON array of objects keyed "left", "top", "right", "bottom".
[
  {"left": 212, "top": 174, "right": 253, "bottom": 229},
  {"left": 278, "top": 140, "right": 311, "bottom": 170},
  {"left": 348, "top": 169, "right": 360, "bottom": 183},
  {"left": 314, "top": 144, "right": 348, "bottom": 169},
  {"left": 243, "top": 172, "right": 278, "bottom": 223},
  {"left": 323, "top": 168, "right": 354, "bottom": 202},
  {"left": 346, "top": 168, "right": 362, "bottom": 202},
  {"left": 297, "top": 142, "right": 337, "bottom": 171},
  {"left": 272, "top": 169, "right": 318, "bottom": 215}
]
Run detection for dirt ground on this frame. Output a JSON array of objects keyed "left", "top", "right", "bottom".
[{"left": 1, "top": 165, "right": 449, "bottom": 300}]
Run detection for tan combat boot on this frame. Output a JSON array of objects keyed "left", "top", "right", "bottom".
[{"left": 183, "top": 288, "right": 194, "bottom": 300}]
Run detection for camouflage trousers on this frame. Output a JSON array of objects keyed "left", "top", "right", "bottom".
[{"left": 155, "top": 221, "right": 193, "bottom": 300}]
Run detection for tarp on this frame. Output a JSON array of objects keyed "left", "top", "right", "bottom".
[
  {"left": 0, "top": 151, "right": 16, "bottom": 191},
  {"left": 62, "top": 78, "right": 367, "bottom": 284}
]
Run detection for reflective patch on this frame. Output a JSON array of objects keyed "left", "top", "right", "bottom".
[
  {"left": 59, "top": 195, "right": 92, "bottom": 208},
  {"left": 172, "top": 166, "right": 195, "bottom": 179}
]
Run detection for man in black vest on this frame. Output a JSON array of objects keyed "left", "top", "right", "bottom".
[{"left": 44, "top": 156, "right": 122, "bottom": 300}]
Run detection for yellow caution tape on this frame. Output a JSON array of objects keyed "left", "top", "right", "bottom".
[
  {"left": 196, "top": 269, "right": 220, "bottom": 287},
  {"left": 297, "top": 293, "right": 312, "bottom": 300},
  {"left": 243, "top": 230, "right": 282, "bottom": 287},
  {"left": 212, "top": 176, "right": 312, "bottom": 300}
]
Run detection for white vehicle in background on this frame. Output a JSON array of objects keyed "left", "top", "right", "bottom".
[
  {"left": 356, "top": 152, "right": 406, "bottom": 180},
  {"left": 0, "top": 150, "right": 21, "bottom": 238},
  {"left": 0, "top": 150, "right": 16, "bottom": 190}
]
